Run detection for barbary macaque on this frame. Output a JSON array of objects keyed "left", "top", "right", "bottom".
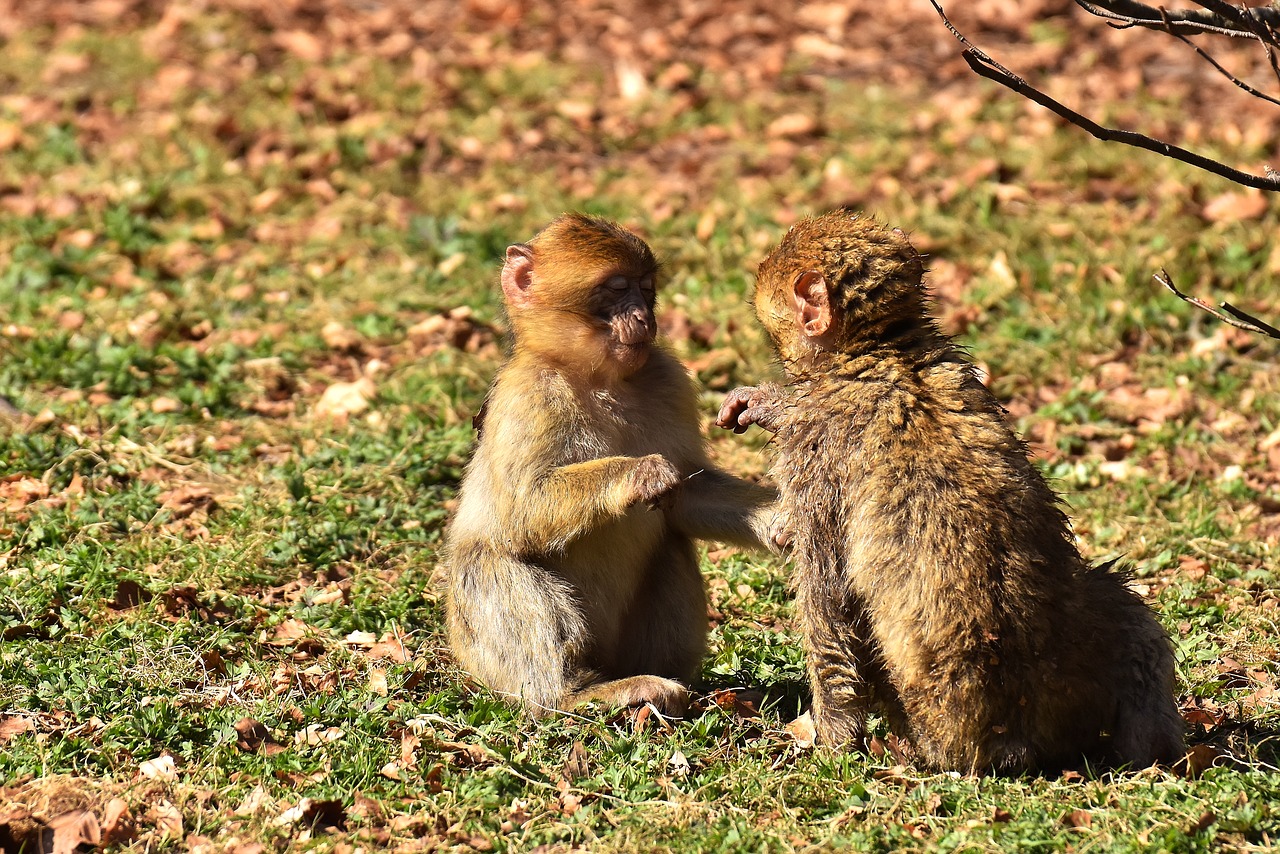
[
  {"left": 718, "top": 211, "right": 1184, "bottom": 773},
  {"left": 445, "top": 213, "right": 778, "bottom": 716}
]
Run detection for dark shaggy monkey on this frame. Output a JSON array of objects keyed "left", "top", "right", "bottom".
[{"left": 719, "top": 211, "right": 1184, "bottom": 773}]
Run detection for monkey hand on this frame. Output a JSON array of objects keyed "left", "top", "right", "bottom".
[
  {"left": 716, "top": 384, "right": 785, "bottom": 434},
  {"left": 626, "top": 454, "right": 683, "bottom": 508}
]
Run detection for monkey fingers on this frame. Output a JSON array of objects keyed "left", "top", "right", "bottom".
[
  {"left": 738, "top": 404, "right": 785, "bottom": 433},
  {"left": 627, "top": 454, "right": 683, "bottom": 507},
  {"left": 716, "top": 386, "right": 761, "bottom": 434}
]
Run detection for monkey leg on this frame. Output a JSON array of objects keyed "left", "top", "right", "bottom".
[
  {"left": 445, "top": 544, "right": 592, "bottom": 714},
  {"left": 606, "top": 534, "right": 708, "bottom": 709},
  {"left": 810, "top": 656, "right": 869, "bottom": 747},
  {"left": 799, "top": 593, "right": 880, "bottom": 748}
]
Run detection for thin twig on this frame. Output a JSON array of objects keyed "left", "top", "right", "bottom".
[
  {"left": 927, "top": 0, "right": 1280, "bottom": 191},
  {"left": 1158, "top": 6, "right": 1280, "bottom": 105},
  {"left": 1250, "top": 11, "right": 1280, "bottom": 85},
  {"left": 1193, "top": 0, "right": 1280, "bottom": 83},
  {"left": 1074, "top": 0, "right": 1280, "bottom": 38},
  {"left": 1080, "top": 0, "right": 1280, "bottom": 85},
  {"left": 1156, "top": 268, "right": 1280, "bottom": 339}
]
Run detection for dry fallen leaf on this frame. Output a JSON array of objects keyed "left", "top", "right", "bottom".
[
  {"left": 785, "top": 711, "right": 817, "bottom": 749},
  {"left": 500, "top": 799, "right": 532, "bottom": 834},
  {"left": 151, "top": 800, "right": 183, "bottom": 839},
  {"left": 557, "top": 782, "right": 583, "bottom": 817},
  {"left": 234, "top": 717, "right": 271, "bottom": 751},
  {"left": 767, "top": 113, "right": 820, "bottom": 139},
  {"left": 872, "top": 764, "right": 916, "bottom": 786},
  {"left": 314, "top": 378, "right": 376, "bottom": 419},
  {"left": 438, "top": 253, "right": 467, "bottom": 276},
  {"left": 343, "top": 629, "right": 377, "bottom": 646},
  {"left": 320, "top": 321, "right": 362, "bottom": 351},
  {"left": 1178, "top": 555, "right": 1208, "bottom": 581},
  {"left": 267, "top": 618, "right": 313, "bottom": 645},
  {"left": 234, "top": 786, "right": 272, "bottom": 817},
  {"left": 563, "top": 740, "right": 590, "bottom": 780},
  {"left": 0, "top": 715, "right": 35, "bottom": 742},
  {"left": 151, "top": 396, "right": 182, "bottom": 414},
  {"left": 157, "top": 485, "right": 216, "bottom": 519},
  {"left": 1201, "top": 191, "right": 1268, "bottom": 223},
  {"left": 710, "top": 688, "right": 763, "bottom": 719},
  {"left": 1182, "top": 743, "right": 1226, "bottom": 778},
  {"left": 400, "top": 732, "right": 420, "bottom": 769},
  {"left": 139, "top": 754, "right": 178, "bottom": 780},
  {"left": 366, "top": 632, "right": 411, "bottom": 662},
  {"left": 295, "top": 724, "right": 344, "bottom": 746},
  {"left": 100, "top": 798, "right": 136, "bottom": 846},
  {"left": 0, "top": 476, "right": 49, "bottom": 511},
  {"left": 274, "top": 798, "right": 346, "bottom": 831},
  {"left": 48, "top": 809, "right": 100, "bottom": 854},
  {"left": 110, "top": 579, "right": 152, "bottom": 610},
  {"left": 1062, "top": 808, "right": 1092, "bottom": 829}
]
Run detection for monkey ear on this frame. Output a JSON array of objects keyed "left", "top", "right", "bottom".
[
  {"left": 500, "top": 244, "right": 535, "bottom": 307},
  {"left": 791, "top": 270, "right": 832, "bottom": 338}
]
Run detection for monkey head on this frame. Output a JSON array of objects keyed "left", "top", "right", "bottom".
[
  {"left": 753, "top": 211, "right": 927, "bottom": 365},
  {"left": 501, "top": 213, "right": 661, "bottom": 381}
]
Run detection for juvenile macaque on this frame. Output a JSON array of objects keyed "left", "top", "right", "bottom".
[
  {"left": 445, "top": 213, "right": 778, "bottom": 716},
  {"left": 718, "top": 212, "right": 1183, "bottom": 773}
]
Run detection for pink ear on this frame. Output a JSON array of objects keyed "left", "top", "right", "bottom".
[
  {"left": 500, "top": 244, "right": 535, "bottom": 307},
  {"left": 792, "top": 270, "right": 831, "bottom": 338}
]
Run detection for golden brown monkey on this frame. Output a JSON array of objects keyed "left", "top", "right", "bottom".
[
  {"left": 717, "top": 211, "right": 1183, "bottom": 773},
  {"left": 445, "top": 213, "right": 779, "bottom": 716}
]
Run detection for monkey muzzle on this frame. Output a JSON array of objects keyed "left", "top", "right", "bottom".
[{"left": 611, "top": 306, "right": 655, "bottom": 347}]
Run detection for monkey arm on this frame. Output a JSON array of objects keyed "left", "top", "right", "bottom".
[
  {"left": 668, "top": 468, "right": 786, "bottom": 553},
  {"left": 513, "top": 454, "right": 680, "bottom": 553}
]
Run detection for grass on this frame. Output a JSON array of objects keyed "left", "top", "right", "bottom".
[{"left": 1, "top": 2, "right": 1279, "bottom": 851}]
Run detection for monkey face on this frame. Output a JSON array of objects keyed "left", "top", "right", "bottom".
[
  {"left": 590, "top": 271, "right": 658, "bottom": 373},
  {"left": 501, "top": 214, "right": 662, "bottom": 381},
  {"left": 751, "top": 269, "right": 811, "bottom": 366}
]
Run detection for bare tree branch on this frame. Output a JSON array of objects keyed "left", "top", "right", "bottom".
[
  {"left": 1157, "top": 269, "right": 1280, "bottom": 339},
  {"left": 1080, "top": 1, "right": 1280, "bottom": 86},
  {"left": 1075, "top": 0, "right": 1280, "bottom": 39},
  {"left": 927, "top": 0, "right": 1280, "bottom": 191},
  {"left": 1157, "top": 7, "right": 1280, "bottom": 104}
]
